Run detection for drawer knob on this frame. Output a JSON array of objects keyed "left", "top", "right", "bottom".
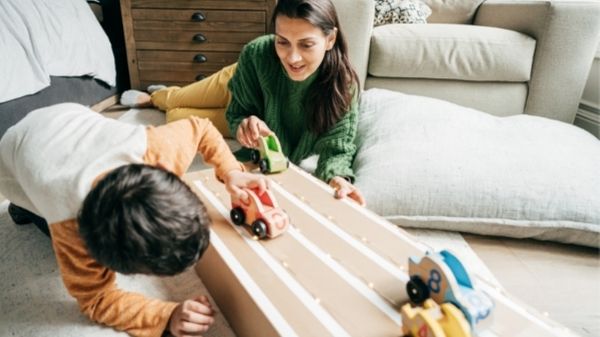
[
  {"left": 196, "top": 74, "right": 206, "bottom": 81},
  {"left": 191, "top": 12, "right": 205, "bottom": 22},
  {"left": 193, "top": 54, "right": 207, "bottom": 63},
  {"left": 192, "top": 33, "right": 206, "bottom": 43}
]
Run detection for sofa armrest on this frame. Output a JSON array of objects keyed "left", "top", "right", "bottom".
[
  {"left": 331, "top": 0, "right": 374, "bottom": 90},
  {"left": 474, "top": 0, "right": 600, "bottom": 123}
]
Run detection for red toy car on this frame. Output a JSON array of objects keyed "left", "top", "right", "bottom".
[{"left": 230, "top": 188, "right": 289, "bottom": 239}]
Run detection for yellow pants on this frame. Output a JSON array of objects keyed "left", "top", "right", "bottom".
[{"left": 151, "top": 63, "right": 237, "bottom": 137}]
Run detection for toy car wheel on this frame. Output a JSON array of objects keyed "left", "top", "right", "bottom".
[
  {"left": 259, "top": 159, "right": 269, "bottom": 174},
  {"left": 250, "top": 150, "right": 261, "bottom": 164},
  {"left": 251, "top": 220, "right": 268, "bottom": 239},
  {"left": 407, "top": 276, "right": 430, "bottom": 304},
  {"left": 230, "top": 207, "right": 246, "bottom": 226}
]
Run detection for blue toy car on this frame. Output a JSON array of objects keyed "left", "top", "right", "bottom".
[{"left": 406, "top": 250, "right": 494, "bottom": 329}]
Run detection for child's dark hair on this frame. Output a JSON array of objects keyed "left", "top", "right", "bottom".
[
  {"left": 78, "top": 164, "right": 210, "bottom": 276},
  {"left": 272, "top": 0, "right": 360, "bottom": 135}
]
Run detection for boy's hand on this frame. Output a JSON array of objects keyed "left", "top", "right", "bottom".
[
  {"left": 236, "top": 116, "right": 272, "bottom": 148},
  {"left": 329, "top": 176, "right": 366, "bottom": 206},
  {"left": 224, "top": 170, "right": 268, "bottom": 202},
  {"left": 168, "top": 296, "right": 214, "bottom": 337}
]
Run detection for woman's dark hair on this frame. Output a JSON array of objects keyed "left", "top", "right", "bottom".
[
  {"left": 78, "top": 164, "right": 210, "bottom": 276},
  {"left": 272, "top": 0, "right": 359, "bottom": 135}
]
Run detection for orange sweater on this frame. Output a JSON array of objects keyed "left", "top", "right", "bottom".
[{"left": 49, "top": 117, "right": 242, "bottom": 337}]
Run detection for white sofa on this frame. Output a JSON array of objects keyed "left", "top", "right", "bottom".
[
  {"left": 332, "top": 0, "right": 600, "bottom": 123},
  {"left": 329, "top": 0, "right": 600, "bottom": 247}
]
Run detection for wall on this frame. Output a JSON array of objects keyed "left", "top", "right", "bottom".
[{"left": 574, "top": 42, "right": 600, "bottom": 139}]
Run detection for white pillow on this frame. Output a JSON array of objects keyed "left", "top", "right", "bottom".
[{"left": 354, "top": 89, "right": 600, "bottom": 247}]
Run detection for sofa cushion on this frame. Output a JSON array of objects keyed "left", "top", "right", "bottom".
[
  {"left": 354, "top": 89, "right": 600, "bottom": 248},
  {"left": 364, "top": 78, "right": 528, "bottom": 117},
  {"left": 421, "top": 0, "right": 483, "bottom": 24},
  {"left": 374, "top": 0, "right": 432, "bottom": 26},
  {"left": 369, "top": 24, "right": 536, "bottom": 82}
]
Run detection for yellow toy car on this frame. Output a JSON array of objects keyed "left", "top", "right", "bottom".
[
  {"left": 401, "top": 299, "right": 471, "bottom": 337},
  {"left": 250, "top": 134, "right": 289, "bottom": 174}
]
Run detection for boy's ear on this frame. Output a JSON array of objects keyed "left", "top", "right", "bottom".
[{"left": 326, "top": 27, "right": 338, "bottom": 50}]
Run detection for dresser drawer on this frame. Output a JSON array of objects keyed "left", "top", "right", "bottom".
[
  {"left": 134, "top": 30, "right": 263, "bottom": 52},
  {"left": 137, "top": 50, "right": 239, "bottom": 86},
  {"left": 139, "top": 67, "right": 225, "bottom": 85},
  {"left": 132, "top": 0, "right": 268, "bottom": 10},
  {"left": 121, "top": 0, "right": 275, "bottom": 89},
  {"left": 137, "top": 50, "right": 239, "bottom": 66},
  {"left": 132, "top": 9, "right": 265, "bottom": 31}
]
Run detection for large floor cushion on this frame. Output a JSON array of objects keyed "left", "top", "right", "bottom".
[{"left": 354, "top": 89, "right": 600, "bottom": 247}]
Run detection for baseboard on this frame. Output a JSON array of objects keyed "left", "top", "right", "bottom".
[{"left": 575, "top": 102, "right": 600, "bottom": 139}]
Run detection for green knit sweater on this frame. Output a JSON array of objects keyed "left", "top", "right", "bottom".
[{"left": 226, "top": 35, "right": 358, "bottom": 183}]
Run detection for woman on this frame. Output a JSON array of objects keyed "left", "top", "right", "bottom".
[{"left": 123, "top": 0, "right": 365, "bottom": 205}]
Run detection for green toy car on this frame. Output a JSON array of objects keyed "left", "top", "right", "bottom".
[{"left": 250, "top": 134, "right": 289, "bottom": 174}]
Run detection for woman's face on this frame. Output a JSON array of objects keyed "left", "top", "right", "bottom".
[{"left": 274, "top": 15, "right": 336, "bottom": 81}]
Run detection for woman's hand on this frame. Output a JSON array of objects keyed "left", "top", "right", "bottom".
[
  {"left": 168, "top": 296, "right": 214, "bottom": 337},
  {"left": 236, "top": 116, "right": 272, "bottom": 148},
  {"left": 224, "top": 169, "right": 268, "bottom": 202},
  {"left": 329, "top": 176, "right": 366, "bottom": 206}
]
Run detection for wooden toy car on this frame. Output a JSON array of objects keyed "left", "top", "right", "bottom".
[
  {"left": 406, "top": 250, "right": 494, "bottom": 329},
  {"left": 230, "top": 187, "right": 289, "bottom": 239},
  {"left": 401, "top": 299, "right": 471, "bottom": 337},
  {"left": 250, "top": 134, "right": 289, "bottom": 174}
]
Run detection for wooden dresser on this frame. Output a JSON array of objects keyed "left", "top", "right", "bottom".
[{"left": 120, "top": 0, "right": 276, "bottom": 90}]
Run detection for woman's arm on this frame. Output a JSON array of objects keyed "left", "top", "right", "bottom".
[
  {"left": 225, "top": 41, "right": 265, "bottom": 139},
  {"left": 314, "top": 95, "right": 359, "bottom": 183},
  {"left": 314, "top": 95, "right": 365, "bottom": 206}
]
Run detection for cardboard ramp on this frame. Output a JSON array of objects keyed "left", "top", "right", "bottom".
[{"left": 187, "top": 166, "right": 576, "bottom": 337}]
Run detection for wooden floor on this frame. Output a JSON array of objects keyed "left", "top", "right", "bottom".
[{"left": 465, "top": 234, "right": 600, "bottom": 337}]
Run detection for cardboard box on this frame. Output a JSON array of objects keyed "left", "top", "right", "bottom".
[{"left": 188, "top": 166, "right": 577, "bottom": 337}]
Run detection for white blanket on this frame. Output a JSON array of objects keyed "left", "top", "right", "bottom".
[{"left": 0, "top": 0, "right": 116, "bottom": 103}]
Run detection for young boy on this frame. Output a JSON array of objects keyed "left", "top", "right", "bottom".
[{"left": 0, "top": 102, "right": 267, "bottom": 337}]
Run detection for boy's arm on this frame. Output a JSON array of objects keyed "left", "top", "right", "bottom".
[
  {"left": 49, "top": 219, "right": 178, "bottom": 337},
  {"left": 144, "top": 117, "right": 244, "bottom": 179}
]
